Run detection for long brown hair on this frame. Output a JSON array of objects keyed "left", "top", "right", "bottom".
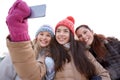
[
  {"left": 32, "top": 38, "right": 43, "bottom": 59},
  {"left": 92, "top": 34, "right": 108, "bottom": 59},
  {"left": 50, "top": 32, "right": 96, "bottom": 78}
]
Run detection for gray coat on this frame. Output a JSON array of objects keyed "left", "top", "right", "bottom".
[
  {"left": 0, "top": 53, "right": 55, "bottom": 80},
  {"left": 0, "top": 53, "right": 21, "bottom": 80}
]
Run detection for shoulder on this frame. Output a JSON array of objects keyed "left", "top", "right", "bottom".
[
  {"left": 106, "top": 37, "right": 120, "bottom": 49},
  {"left": 104, "top": 37, "right": 120, "bottom": 55},
  {"left": 86, "top": 51, "right": 96, "bottom": 62},
  {"left": 107, "top": 37, "right": 120, "bottom": 43}
]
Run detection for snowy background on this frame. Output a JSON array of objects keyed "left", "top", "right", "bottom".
[{"left": 0, "top": 0, "right": 120, "bottom": 56}]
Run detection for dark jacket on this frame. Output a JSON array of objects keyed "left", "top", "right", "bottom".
[
  {"left": 104, "top": 37, "right": 120, "bottom": 80},
  {"left": 90, "top": 37, "right": 120, "bottom": 80}
]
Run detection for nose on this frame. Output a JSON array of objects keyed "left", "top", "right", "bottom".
[
  {"left": 42, "top": 35, "right": 47, "bottom": 40},
  {"left": 82, "top": 34, "right": 86, "bottom": 38},
  {"left": 59, "top": 31, "right": 64, "bottom": 35}
]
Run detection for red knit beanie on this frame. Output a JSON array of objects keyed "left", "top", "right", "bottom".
[{"left": 55, "top": 16, "right": 75, "bottom": 34}]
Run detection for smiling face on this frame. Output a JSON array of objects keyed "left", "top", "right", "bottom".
[
  {"left": 37, "top": 31, "right": 52, "bottom": 47},
  {"left": 55, "top": 26, "right": 70, "bottom": 45},
  {"left": 76, "top": 27, "right": 94, "bottom": 46}
]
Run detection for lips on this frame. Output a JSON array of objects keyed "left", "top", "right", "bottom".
[
  {"left": 40, "top": 39, "right": 48, "bottom": 44},
  {"left": 57, "top": 37, "right": 66, "bottom": 42}
]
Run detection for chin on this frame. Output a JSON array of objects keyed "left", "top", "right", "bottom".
[
  {"left": 41, "top": 44, "right": 48, "bottom": 47},
  {"left": 58, "top": 42, "right": 65, "bottom": 45}
]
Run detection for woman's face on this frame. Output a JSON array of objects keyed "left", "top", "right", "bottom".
[
  {"left": 55, "top": 26, "right": 70, "bottom": 45},
  {"left": 37, "top": 31, "right": 52, "bottom": 47},
  {"left": 76, "top": 27, "right": 94, "bottom": 46}
]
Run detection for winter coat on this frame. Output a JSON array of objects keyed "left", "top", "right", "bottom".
[
  {"left": 0, "top": 53, "right": 21, "bottom": 80},
  {"left": 106, "top": 37, "right": 120, "bottom": 55},
  {"left": 0, "top": 56, "right": 5, "bottom": 62},
  {"left": 104, "top": 38, "right": 120, "bottom": 80},
  {"left": 90, "top": 37, "right": 120, "bottom": 80},
  {"left": 0, "top": 48, "right": 54, "bottom": 80},
  {"left": 6, "top": 39, "right": 111, "bottom": 80}
]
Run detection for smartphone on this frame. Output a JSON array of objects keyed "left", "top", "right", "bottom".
[{"left": 29, "top": 4, "right": 46, "bottom": 18}]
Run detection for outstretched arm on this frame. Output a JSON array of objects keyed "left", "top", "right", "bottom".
[{"left": 6, "top": 0, "right": 46, "bottom": 80}]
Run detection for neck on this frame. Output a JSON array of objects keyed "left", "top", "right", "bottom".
[{"left": 63, "top": 42, "right": 70, "bottom": 50}]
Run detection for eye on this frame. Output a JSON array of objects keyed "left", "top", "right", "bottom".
[
  {"left": 39, "top": 33, "right": 44, "bottom": 36},
  {"left": 64, "top": 29, "right": 70, "bottom": 33},
  {"left": 56, "top": 29, "right": 60, "bottom": 33},
  {"left": 46, "top": 34, "right": 51, "bottom": 37},
  {"left": 83, "top": 31, "right": 87, "bottom": 34},
  {"left": 64, "top": 30, "right": 69, "bottom": 33},
  {"left": 78, "top": 35, "right": 82, "bottom": 38}
]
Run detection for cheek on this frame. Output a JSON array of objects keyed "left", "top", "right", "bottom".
[
  {"left": 48, "top": 40, "right": 51, "bottom": 45},
  {"left": 78, "top": 37, "right": 85, "bottom": 43},
  {"left": 65, "top": 34, "right": 70, "bottom": 41},
  {"left": 66, "top": 33, "right": 70, "bottom": 38},
  {"left": 47, "top": 37, "right": 52, "bottom": 42},
  {"left": 87, "top": 35, "right": 94, "bottom": 45},
  {"left": 66, "top": 37, "right": 70, "bottom": 42},
  {"left": 78, "top": 38, "right": 83, "bottom": 41},
  {"left": 55, "top": 32, "right": 58, "bottom": 37},
  {"left": 87, "top": 40, "right": 92, "bottom": 46}
]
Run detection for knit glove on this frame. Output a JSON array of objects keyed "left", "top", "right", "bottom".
[{"left": 6, "top": 0, "right": 31, "bottom": 42}]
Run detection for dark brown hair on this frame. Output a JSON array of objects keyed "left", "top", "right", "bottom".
[
  {"left": 75, "top": 24, "right": 92, "bottom": 33},
  {"left": 50, "top": 31, "right": 96, "bottom": 78}
]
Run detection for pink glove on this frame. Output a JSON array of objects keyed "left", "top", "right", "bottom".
[{"left": 6, "top": 0, "right": 31, "bottom": 42}]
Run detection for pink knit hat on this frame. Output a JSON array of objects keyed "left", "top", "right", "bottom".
[{"left": 55, "top": 16, "right": 75, "bottom": 34}]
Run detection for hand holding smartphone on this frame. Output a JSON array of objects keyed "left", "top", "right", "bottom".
[{"left": 29, "top": 4, "right": 46, "bottom": 18}]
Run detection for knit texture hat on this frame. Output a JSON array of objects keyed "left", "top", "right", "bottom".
[
  {"left": 55, "top": 16, "right": 75, "bottom": 34},
  {"left": 35, "top": 24, "right": 54, "bottom": 37}
]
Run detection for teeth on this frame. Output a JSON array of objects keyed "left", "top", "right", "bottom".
[
  {"left": 85, "top": 38, "right": 88, "bottom": 42},
  {"left": 59, "top": 39, "right": 64, "bottom": 41},
  {"left": 41, "top": 40, "right": 47, "bottom": 44},
  {"left": 58, "top": 37, "right": 64, "bottom": 41}
]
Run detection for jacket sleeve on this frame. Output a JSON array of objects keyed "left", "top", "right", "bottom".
[
  {"left": 86, "top": 51, "right": 111, "bottom": 80},
  {"left": 6, "top": 38, "right": 46, "bottom": 80}
]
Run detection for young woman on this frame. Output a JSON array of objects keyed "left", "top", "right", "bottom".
[
  {"left": 0, "top": 24, "right": 55, "bottom": 80},
  {"left": 51, "top": 16, "right": 110, "bottom": 80},
  {"left": 75, "top": 24, "right": 120, "bottom": 80},
  {"left": 5, "top": 0, "right": 111, "bottom": 80}
]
